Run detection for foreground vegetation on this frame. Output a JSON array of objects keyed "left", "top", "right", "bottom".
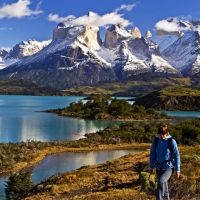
[
  {"left": 87, "top": 119, "right": 200, "bottom": 145},
  {"left": 47, "top": 94, "right": 167, "bottom": 120},
  {"left": 1, "top": 119, "right": 199, "bottom": 177},
  {"left": 5, "top": 145, "right": 199, "bottom": 200},
  {"left": 1, "top": 119, "right": 199, "bottom": 199}
]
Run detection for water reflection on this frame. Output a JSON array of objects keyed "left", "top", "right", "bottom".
[
  {"left": 32, "top": 150, "right": 138, "bottom": 184},
  {"left": 0, "top": 96, "right": 118, "bottom": 143},
  {"left": 0, "top": 149, "right": 139, "bottom": 199},
  {"left": 0, "top": 114, "right": 115, "bottom": 142}
]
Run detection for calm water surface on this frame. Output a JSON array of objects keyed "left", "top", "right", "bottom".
[
  {"left": 32, "top": 149, "right": 139, "bottom": 184},
  {"left": 0, "top": 95, "right": 118, "bottom": 143},
  {"left": 0, "top": 149, "right": 139, "bottom": 199},
  {"left": 163, "top": 110, "right": 200, "bottom": 118}
]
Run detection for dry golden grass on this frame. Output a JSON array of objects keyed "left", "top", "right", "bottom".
[{"left": 24, "top": 145, "right": 200, "bottom": 200}]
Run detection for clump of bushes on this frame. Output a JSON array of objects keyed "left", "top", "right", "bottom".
[
  {"left": 55, "top": 94, "right": 164, "bottom": 120},
  {"left": 5, "top": 171, "right": 33, "bottom": 200},
  {"left": 138, "top": 172, "right": 155, "bottom": 193},
  {"left": 85, "top": 119, "right": 200, "bottom": 145}
]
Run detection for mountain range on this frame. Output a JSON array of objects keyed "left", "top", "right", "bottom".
[{"left": 0, "top": 15, "right": 199, "bottom": 89}]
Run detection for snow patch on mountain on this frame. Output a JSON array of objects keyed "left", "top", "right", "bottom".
[
  {"left": 151, "top": 54, "right": 178, "bottom": 73},
  {"left": 6, "top": 39, "right": 51, "bottom": 60},
  {"left": 162, "top": 31, "right": 200, "bottom": 74},
  {"left": 152, "top": 35, "right": 179, "bottom": 52},
  {"left": 191, "top": 54, "right": 200, "bottom": 74}
]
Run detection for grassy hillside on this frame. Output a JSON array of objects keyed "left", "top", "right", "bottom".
[
  {"left": 159, "top": 86, "right": 200, "bottom": 97},
  {"left": 0, "top": 77, "right": 193, "bottom": 96},
  {"left": 0, "top": 79, "right": 60, "bottom": 96},
  {"left": 61, "top": 78, "right": 192, "bottom": 97},
  {"left": 135, "top": 86, "right": 200, "bottom": 111}
]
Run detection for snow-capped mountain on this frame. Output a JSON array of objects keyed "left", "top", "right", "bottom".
[
  {"left": 0, "top": 21, "right": 180, "bottom": 89},
  {"left": 0, "top": 40, "right": 51, "bottom": 69},
  {"left": 162, "top": 31, "right": 200, "bottom": 75},
  {"left": 148, "top": 17, "right": 200, "bottom": 76},
  {"left": 6, "top": 39, "right": 51, "bottom": 59},
  {"left": 152, "top": 34, "right": 179, "bottom": 52},
  {"left": 0, "top": 49, "right": 9, "bottom": 69}
]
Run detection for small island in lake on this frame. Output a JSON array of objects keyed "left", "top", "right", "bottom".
[{"left": 46, "top": 94, "right": 167, "bottom": 120}]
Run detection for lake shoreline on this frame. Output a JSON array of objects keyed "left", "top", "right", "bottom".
[
  {"left": 0, "top": 142, "right": 150, "bottom": 178},
  {"left": 44, "top": 109, "right": 172, "bottom": 122}
]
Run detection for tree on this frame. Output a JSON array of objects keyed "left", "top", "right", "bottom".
[
  {"left": 5, "top": 171, "right": 33, "bottom": 200},
  {"left": 109, "top": 99, "right": 132, "bottom": 116}
]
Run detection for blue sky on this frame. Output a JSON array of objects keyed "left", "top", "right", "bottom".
[{"left": 0, "top": 0, "right": 200, "bottom": 48}]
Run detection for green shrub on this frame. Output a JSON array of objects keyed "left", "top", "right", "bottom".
[
  {"left": 139, "top": 172, "right": 155, "bottom": 194},
  {"left": 5, "top": 171, "right": 33, "bottom": 200}
]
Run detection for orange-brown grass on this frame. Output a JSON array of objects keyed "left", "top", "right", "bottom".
[{"left": 24, "top": 145, "right": 200, "bottom": 200}]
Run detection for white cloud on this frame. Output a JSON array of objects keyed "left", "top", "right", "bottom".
[
  {"left": 114, "top": 4, "right": 136, "bottom": 12},
  {"left": 48, "top": 11, "right": 131, "bottom": 27},
  {"left": 155, "top": 17, "right": 200, "bottom": 33},
  {"left": 48, "top": 14, "right": 76, "bottom": 24},
  {"left": 0, "top": 0, "right": 43, "bottom": 19},
  {"left": 155, "top": 18, "right": 181, "bottom": 32}
]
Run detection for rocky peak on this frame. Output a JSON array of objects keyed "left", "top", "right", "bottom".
[
  {"left": 104, "top": 24, "right": 131, "bottom": 48},
  {"left": 145, "top": 30, "right": 152, "bottom": 38},
  {"left": 5, "top": 39, "right": 51, "bottom": 60},
  {"left": 78, "top": 26, "right": 102, "bottom": 50},
  {"left": 53, "top": 23, "right": 84, "bottom": 41},
  {"left": 53, "top": 23, "right": 102, "bottom": 50},
  {"left": 131, "top": 27, "right": 142, "bottom": 39},
  {"left": 119, "top": 41, "right": 129, "bottom": 56},
  {"left": 0, "top": 49, "right": 9, "bottom": 58}
]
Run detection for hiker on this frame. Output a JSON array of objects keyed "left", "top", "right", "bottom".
[{"left": 149, "top": 124, "right": 180, "bottom": 200}]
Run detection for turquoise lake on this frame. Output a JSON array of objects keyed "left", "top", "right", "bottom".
[
  {"left": 0, "top": 95, "right": 200, "bottom": 199},
  {"left": 0, "top": 95, "right": 118, "bottom": 143},
  {"left": 0, "top": 95, "right": 200, "bottom": 143}
]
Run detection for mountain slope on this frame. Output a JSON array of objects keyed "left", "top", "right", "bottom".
[
  {"left": 0, "top": 22, "right": 180, "bottom": 89},
  {"left": 162, "top": 31, "right": 200, "bottom": 75}
]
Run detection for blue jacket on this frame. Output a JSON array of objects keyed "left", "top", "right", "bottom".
[{"left": 150, "top": 135, "right": 180, "bottom": 172}]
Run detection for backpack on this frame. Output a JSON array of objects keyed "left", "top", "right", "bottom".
[{"left": 154, "top": 137, "right": 174, "bottom": 170}]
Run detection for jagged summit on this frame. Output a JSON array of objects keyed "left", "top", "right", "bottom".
[
  {"left": 145, "top": 30, "right": 152, "bottom": 38},
  {"left": 0, "top": 39, "right": 51, "bottom": 69},
  {"left": 155, "top": 17, "right": 200, "bottom": 36},
  {"left": 53, "top": 24, "right": 102, "bottom": 50},
  {"left": 131, "top": 27, "right": 142, "bottom": 39},
  {"left": 0, "top": 18, "right": 198, "bottom": 89},
  {"left": 6, "top": 39, "right": 51, "bottom": 60},
  {"left": 104, "top": 24, "right": 132, "bottom": 48}
]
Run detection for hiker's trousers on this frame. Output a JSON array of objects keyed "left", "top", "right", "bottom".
[{"left": 156, "top": 168, "right": 172, "bottom": 200}]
